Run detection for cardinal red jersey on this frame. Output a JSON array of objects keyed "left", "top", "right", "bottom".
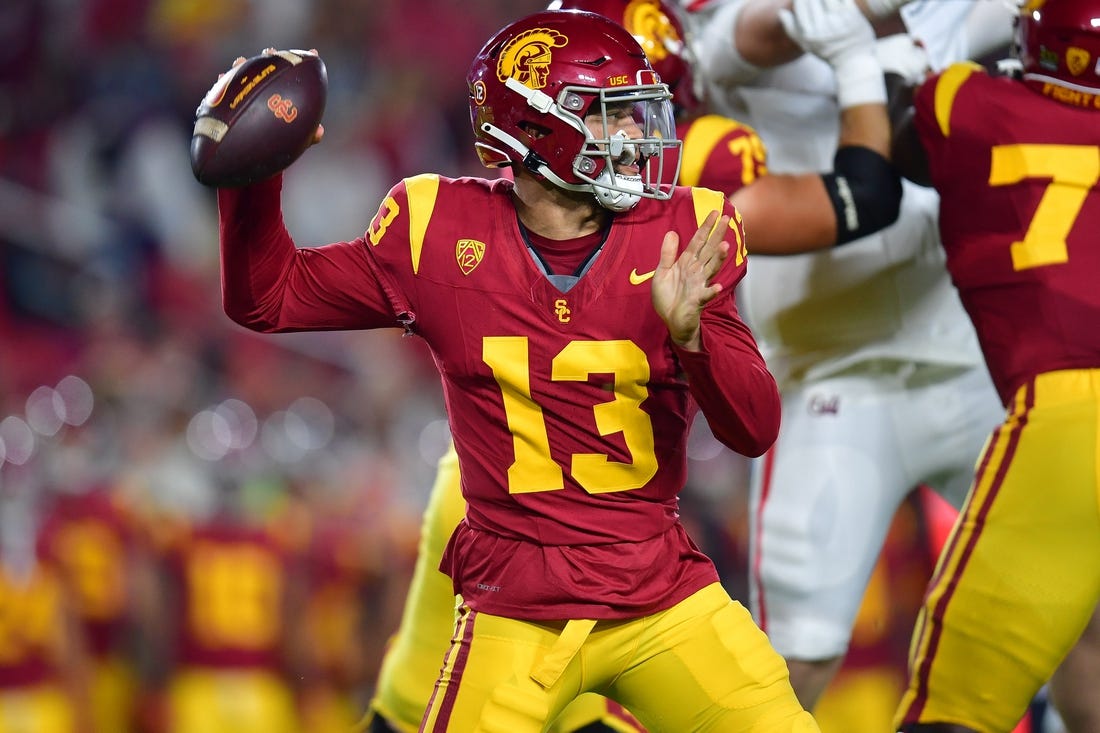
[
  {"left": 37, "top": 487, "right": 136, "bottom": 658},
  {"left": 219, "top": 175, "right": 776, "bottom": 620},
  {"left": 914, "top": 63, "right": 1100, "bottom": 404},
  {"left": 673, "top": 114, "right": 768, "bottom": 193},
  {"left": 302, "top": 518, "right": 373, "bottom": 684},
  {"left": 0, "top": 562, "right": 64, "bottom": 689},
  {"left": 163, "top": 521, "right": 293, "bottom": 671}
]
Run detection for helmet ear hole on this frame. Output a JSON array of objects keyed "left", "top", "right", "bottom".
[{"left": 518, "top": 121, "right": 552, "bottom": 140}]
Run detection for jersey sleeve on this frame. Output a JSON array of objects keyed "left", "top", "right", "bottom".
[
  {"left": 679, "top": 114, "right": 768, "bottom": 194},
  {"left": 675, "top": 188, "right": 780, "bottom": 457},
  {"left": 913, "top": 62, "right": 985, "bottom": 171},
  {"left": 218, "top": 175, "right": 402, "bottom": 333}
]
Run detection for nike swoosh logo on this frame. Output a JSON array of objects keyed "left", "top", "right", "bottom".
[{"left": 629, "top": 268, "right": 656, "bottom": 285}]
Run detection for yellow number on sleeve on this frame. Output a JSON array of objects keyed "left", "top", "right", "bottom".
[
  {"left": 367, "top": 196, "right": 399, "bottom": 246},
  {"left": 728, "top": 133, "right": 768, "bottom": 186},
  {"left": 989, "top": 144, "right": 1100, "bottom": 270}
]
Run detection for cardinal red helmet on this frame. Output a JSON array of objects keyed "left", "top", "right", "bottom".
[
  {"left": 1016, "top": 0, "right": 1100, "bottom": 103},
  {"left": 467, "top": 9, "right": 681, "bottom": 211},
  {"left": 547, "top": 0, "right": 702, "bottom": 112}
]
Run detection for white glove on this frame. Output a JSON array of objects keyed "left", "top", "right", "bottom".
[
  {"left": 862, "top": 0, "right": 913, "bottom": 19},
  {"left": 875, "top": 33, "right": 932, "bottom": 86},
  {"left": 778, "top": 0, "right": 886, "bottom": 109}
]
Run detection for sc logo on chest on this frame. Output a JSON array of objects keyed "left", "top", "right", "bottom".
[{"left": 554, "top": 299, "right": 571, "bottom": 323}]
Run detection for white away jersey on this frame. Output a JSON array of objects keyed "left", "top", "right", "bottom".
[{"left": 685, "top": 0, "right": 987, "bottom": 388}]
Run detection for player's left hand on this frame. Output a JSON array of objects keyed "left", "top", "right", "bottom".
[{"left": 652, "top": 210, "right": 730, "bottom": 351}]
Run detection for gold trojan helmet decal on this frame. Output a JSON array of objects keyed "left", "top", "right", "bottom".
[
  {"left": 497, "top": 28, "right": 568, "bottom": 89},
  {"left": 623, "top": 0, "right": 683, "bottom": 64}
]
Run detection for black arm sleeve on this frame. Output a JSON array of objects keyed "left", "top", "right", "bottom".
[{"left": 820, "top": 146, "right": 903, "bottom": 245}]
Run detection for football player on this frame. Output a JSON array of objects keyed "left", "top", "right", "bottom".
[
  {"left": 888, "top": 1, "right": 1100, "bottom": 730},
  {"left": 211, "top": 8, "right": 820, "bottom": 731},
  {"left": 150, "top": 476, "right": 305, "bottom": 733},
  {"left": 37, "top": 480, "right": 147, "bottom": 733}
]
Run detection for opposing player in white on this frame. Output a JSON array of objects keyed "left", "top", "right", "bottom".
[{"left": 679, "top": 0, "right": 1012, "bottom": 709}]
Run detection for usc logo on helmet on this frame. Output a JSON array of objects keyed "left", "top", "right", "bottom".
[
  {"left": 623, "top": 0, "right": 684, "bottom": 66},
  {"left": 497, "top": 28, "right": 568, "bottom": 89}
]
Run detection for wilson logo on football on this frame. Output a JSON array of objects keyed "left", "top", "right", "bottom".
[
  {"left": 230, "top": 64, "right": 277, "bottom": 109},
  {"left": 267, "top": 94, "right": 298, "bottom": 123},
  {"left": 497, "top": 28, "right": 568, "bottom": 89},
  {"left": 456, "top": 239, "right": 485, "bottom": 275}
]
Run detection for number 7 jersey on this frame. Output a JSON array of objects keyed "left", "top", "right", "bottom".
[{"left": 913, "top": 63, "right": 1100, "bottom": 406}]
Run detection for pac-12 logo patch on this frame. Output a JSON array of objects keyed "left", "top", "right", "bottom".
[
  {"left": 1067, "top": 46, "right": 1091, "bottom": 76},
  {"left": 456, "top": 239, "right": 485, "bottom": 275}
]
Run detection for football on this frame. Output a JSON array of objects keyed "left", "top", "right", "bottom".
[{"left": 191, "top": 49, "right": 327, "bottom": 188}]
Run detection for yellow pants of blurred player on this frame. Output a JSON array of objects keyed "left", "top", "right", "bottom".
[
  {"left": 896, "top": 369, "right": 1100, "bottom": 731},
  {"left": 0, "top": 685, "right": 75, "bottom": 733},
  {"left": 168, "top": 667, "right": 300, "bottom": 733},
  {"left": 91, "top": 655, "right": 137, "bottom": 733},
  {"left": 421, "top": 582, "right": 818, "bottom": 733}
]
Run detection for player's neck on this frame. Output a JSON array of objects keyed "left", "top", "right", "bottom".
[{"left": 511, "top": 171, "right": 609, "bottom": 240}]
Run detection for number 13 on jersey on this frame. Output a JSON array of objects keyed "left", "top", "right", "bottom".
[{"left": 483, "top": 336, "right": 659, "bottom": 495}]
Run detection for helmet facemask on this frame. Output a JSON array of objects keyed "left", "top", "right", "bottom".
[{"left": 487, "top": 75, "right": 681, "bottom": 211}]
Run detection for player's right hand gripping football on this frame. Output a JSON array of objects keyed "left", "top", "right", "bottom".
[{"left": 652, "top": 210, "right": 730, "bottom": 352}]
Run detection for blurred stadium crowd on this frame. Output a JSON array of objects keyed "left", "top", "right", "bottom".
[{"left": 0, "top": 1, "right": 986, "bottom": 732}]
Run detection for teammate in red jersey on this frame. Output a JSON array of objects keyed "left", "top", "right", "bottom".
[
  {"left": 0, "top": 550, "right": 92, "bottom": 733},
  {"left": 37, "top": 481, "right": 147, "bottom": 733},
  {"left": 148, "top": 482, "right": 306, "bottom": 733},
  {"left": 210, "top": 8, "right": 818, "bottom": 731},
  {"left": 889, "top": 1, "right": 1100, "bottom": 730}
]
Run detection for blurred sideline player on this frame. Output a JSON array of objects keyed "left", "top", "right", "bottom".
[
  {"left": 37, "top": 479, "right": 148, "bottom": 733},
  {"left": 146, "top": 475, "right": 305, "bottom": 733},
  {"left": 360, "top": 1, "right": 904, "bottom": 730},
  {"left": 680, "top": 0, "right": 1012, "bottom": 709},
  {"left": 887, "top": 0, "right": 1100, "bottom": 730},
  {"left": 0, "top": 483, "right": 92, "bottom": 733},
  {"left": 297, "top": 481, "right": 387, "bottom": 733}
]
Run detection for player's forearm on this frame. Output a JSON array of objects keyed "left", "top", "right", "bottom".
[
  {"left": 218, "top": 175, "right": 298, "bottom": 331},
  {"left": 675, "top": 309, "right": 781, "bottom": 457},
  {"left": 838, "top": 101, "right": 891, "bottom": 157}
]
